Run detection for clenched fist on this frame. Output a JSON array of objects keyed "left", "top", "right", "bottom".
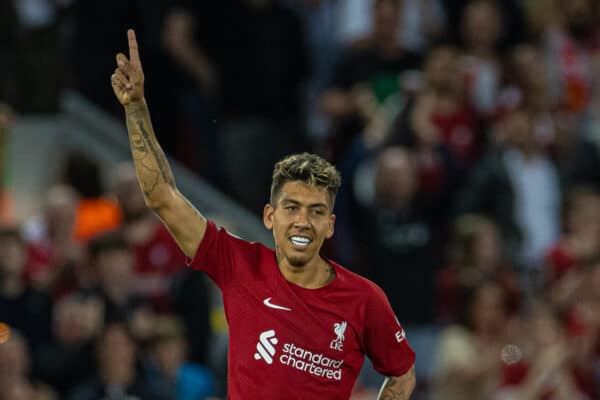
[{"left": 111, "top": 29, "right": 145, "bottom": 106}]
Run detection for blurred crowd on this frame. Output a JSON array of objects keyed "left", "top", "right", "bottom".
[{"left": 2, "top": 0, "right": 600, "bottom": 399}]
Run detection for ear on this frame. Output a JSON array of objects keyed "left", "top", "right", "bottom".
[
  {"left": 326, "top": 213, "right": 336, "bottom": 239},
  {"left": 263, "top": 203, "right": 274, "bottom": 231}
]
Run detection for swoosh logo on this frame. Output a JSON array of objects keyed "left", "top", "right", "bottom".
[{"left": 263, "top": 297, "right": 292, "bottom": 311}]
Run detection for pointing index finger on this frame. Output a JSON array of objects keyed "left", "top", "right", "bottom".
[{"left": 127, "top": 29, "right": 141, "bottom": 69}]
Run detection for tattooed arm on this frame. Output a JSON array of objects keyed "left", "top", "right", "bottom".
[
  {"left": 377, "top": 366, "right": 416, "bottom": 400},
  {"left": 111, "top": 29, "right": 206, "bottom": 258}
]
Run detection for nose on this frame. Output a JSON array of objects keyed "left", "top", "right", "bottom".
[{"left": 293, "top": 208, "right": 311, "bottom": 228}]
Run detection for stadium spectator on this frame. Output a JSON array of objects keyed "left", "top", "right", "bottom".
[
  {"left": 0, "top": 330, "right": 56, "bottom": 400},
  {"left": 144, "top": 316, "right": 216, "bottom": 400},
  {"left": 431, "top": 281, "right": 509, "bottom": 400},
  {"left": 460, "top": 0, "right": 505, "bottom": 116},
  {"left": 321, "top": 0, "right": 422, "bottom": 162},
  {"left": 62, "top": 152, "right": 122, "bottom": 242},
  {"left": 22, "top": 184, "right": 83, "bottom": 293},
  {"left": 113, "top": 162, "right": 185, "bottom": 313},
  {"left": 437, "top": 214, "right": 521, "bottom": 323},
  {"left": 537, "top": 0, "right": 600, "bottom": 114},
  {"left": 0, "top": 0, "right": 63, "bottom": 113},
  {"left": 494, "top": 305, "right": 593, "bottom": 399},
  {"left": 455, "top": 108, "right": 561, "bottom": 272},
  {"left": 67, "top": 323, "right": 168, "bottom": 400},
  {"left": 357, "top": 147, "right": 441, "bottom": 387},
  {"left": 0, "top": 227, "right": 52, "bottom": 354},
  {"left": 544, "top": 186, "right": 600, "bottom": 282},
  {"left": 391, "top": 44, "right": 481, "bottom": 175},
  {"left": 80, "top": 231, "right": 150, "bottom": 326},
  {"left": 34, "top": 294, "right": 102, "bottom": 397}
]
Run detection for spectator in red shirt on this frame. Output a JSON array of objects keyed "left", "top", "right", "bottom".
[
  {"left": 544, "top": 186, "right": 600, "bottom": 281},
  {"left": 113, "top": 163, "right": 184, "bottom": 313}
]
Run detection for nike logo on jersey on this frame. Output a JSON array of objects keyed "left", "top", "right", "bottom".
[{"left": 263, "top": 297, "right": 292, "bottom": 311}]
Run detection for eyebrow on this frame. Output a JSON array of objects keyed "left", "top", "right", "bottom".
[{"left": 280, "top": 199, "right": 329, "bottom": 210}]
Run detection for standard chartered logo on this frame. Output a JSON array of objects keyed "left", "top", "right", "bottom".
[
  {"left": 254, "top": 329, "right": 279, "bottom": 364},
  {"left": 253, "top": 329, "right": 344, "bottom": 380}
]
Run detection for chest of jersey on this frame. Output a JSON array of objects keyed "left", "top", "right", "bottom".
[{"left": 222, "top": 273, "right": 365, "bottom": 391}]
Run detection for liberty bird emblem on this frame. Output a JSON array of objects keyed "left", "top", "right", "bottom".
[{"left": 330, "top": 321, "right": 347, "bottom": 351}]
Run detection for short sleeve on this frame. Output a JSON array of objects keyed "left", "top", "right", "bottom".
[
  {"left": 363, "top": 283, "right": 416, "bottom": 376},
  {"left": 186, "top": 220, "right": 254, "bottom": 289}
]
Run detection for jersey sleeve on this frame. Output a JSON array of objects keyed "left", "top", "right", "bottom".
[
  {"left": 185, "top": 220, "right": 255, "bottom": 289},
  {"left": 363, "top": 282, "right": 416, "bottom": 377}
]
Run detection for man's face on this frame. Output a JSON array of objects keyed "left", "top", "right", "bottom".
[
  {"left": 263, "top": 181, "right": 335, "bottom": 268},
  {"left": 96, "top": 249, "right": 133, "bottom": 294},
  {"left": 374, "top": 0, "right": 401, "bottom": 41}
]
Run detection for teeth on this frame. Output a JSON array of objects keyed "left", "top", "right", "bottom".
[{"left": 290, "top": 236, "right": 311, "bottom": 246}]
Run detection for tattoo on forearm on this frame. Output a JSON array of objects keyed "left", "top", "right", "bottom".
[
  {"left": 125, "top": 102, "right": 175, "bottom": 198},
  {"left": 136, "top": 121, "right": 175, "bottom": 186},
  {"left": 139, "top": 162, "right": 159, "bottom": 197},
  {"left": 379, "top": 378, "right": 407, "bottom": 400},
  {"left": 380, "top": 391, "right": 406, "bottom": 400},
  {"left": 126, "top": 105, "right": 150, "bottom": 160},
  {"left": 131, "top": 132, "right": 148, "bottom": 156}
]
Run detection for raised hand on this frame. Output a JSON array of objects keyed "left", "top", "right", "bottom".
[{"left": 111, "top": 29, "right": 145, "bottom": 106}]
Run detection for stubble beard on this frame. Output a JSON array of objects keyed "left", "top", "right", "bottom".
[{"left": 276, "top": 246, "right": 309, "bottom": 268}]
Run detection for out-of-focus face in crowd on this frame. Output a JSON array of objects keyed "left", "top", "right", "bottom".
[
  {"left": 44, "top": 185, "right": 78, "bottom": 238},
  {"left": 0, "top": 332, "right": 30, "bottom": 381},
  {"left": 461, "top": 0, "right": 503, "bottom": 51},
  {"left": 0, "top": 229, "right": 26, "bottom": 281},
  {"left": 151, "top": 317, "right": 188, "bottom": 380},
  {"left": 96, "top": 245, "right": 133, "bottom": 297},
  {"left": 511, "top": 45, "right": 548, "bottom": 96},
  {"left": 374, "top": 147, "right": 418, "bottom": 210},
  {"left": 97, "top": 324, "right": 137, "bottom": 381},
  {"left": 469, "top": 282, "right": 507, "bottom": 335},
  {"left": 424, "top": 46, "right": 463, "bottom": 95},
  {"left": 470, "top": 220, "right": 501, "bottom": 271},
  {"left": 113, "top": 163, "right": 147, "bottom": 222},
  {"left": 501, "top": 109, "right": 536, "bottom": 151},
  {"left": 53, "top": 295, "right": 104, "bottom": 345},
  {"left": 565, "top": 188, "right": 600, "bottom": 236},
  {"left": 373, "top": 0, "right": 402, "bottom": 42}
]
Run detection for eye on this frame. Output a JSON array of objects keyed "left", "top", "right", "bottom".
[
  {"left": 285, "top": 206, "right": 298, "bottom": 212},
  {"left": 313, "top": 209, "right": 325, "bottom": 216}
]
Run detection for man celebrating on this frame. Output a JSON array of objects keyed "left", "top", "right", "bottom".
[{"left": 111, "top": 29, "right": 415, "bottom": 400}]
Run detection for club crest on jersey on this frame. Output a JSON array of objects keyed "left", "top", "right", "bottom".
[{"left": 330, "top": 321, "right": 347, "bottom": 351}]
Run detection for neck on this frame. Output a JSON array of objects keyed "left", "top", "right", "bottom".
[{"left": 277, "top": 252, "right": 334, "bottom": 289}]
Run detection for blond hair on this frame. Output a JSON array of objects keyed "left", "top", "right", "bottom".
[{"left": 270, "top": 153, "right": 341, "bottom": 207}]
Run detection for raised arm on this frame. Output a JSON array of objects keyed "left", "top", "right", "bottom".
[
  {"left": 111, "top": 29, "right": 206, "bottom": 258},
  {"left": 377, "top": 366, "right": 416, "bottom": 400}
]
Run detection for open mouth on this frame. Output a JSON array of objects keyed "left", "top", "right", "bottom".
[{"left": 289, "top": 236, "right": 312, "bottom": 248}]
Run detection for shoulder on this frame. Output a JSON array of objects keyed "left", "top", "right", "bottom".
[
  {"left": 206, "top": 220, "right": 270, "bottom": 252},
  {"left": 333, "top": 261, "right": 387, "bottom": 300}
]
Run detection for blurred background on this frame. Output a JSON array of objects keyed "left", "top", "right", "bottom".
[{"left": 1, "top": 0, "right": 600, "bottom": 399}]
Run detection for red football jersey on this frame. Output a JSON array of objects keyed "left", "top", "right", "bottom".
[{"left": 188, "top": 221, "right": 415, "bottom": 399}]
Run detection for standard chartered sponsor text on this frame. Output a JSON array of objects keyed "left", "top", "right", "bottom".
[{"left": 280, "top": 343, "right": 343, "bottom": 380}]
